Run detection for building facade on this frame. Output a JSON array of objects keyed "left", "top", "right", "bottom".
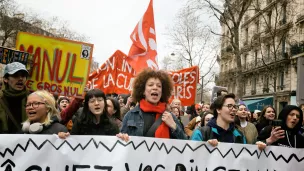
[{"left": 217, "top": 0, "right": 304, "bottom": 111}]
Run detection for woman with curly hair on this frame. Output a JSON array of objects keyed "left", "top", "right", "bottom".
[{"left": 120, "top": 68, "right": 186, "bottom": 139}]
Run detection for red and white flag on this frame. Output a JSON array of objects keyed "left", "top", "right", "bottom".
[{"left": 127, "top": 0, "right": 158, "bottom": 73}]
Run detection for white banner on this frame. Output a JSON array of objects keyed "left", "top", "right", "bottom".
[{"left": 0, "top": 135, "right": 303, "bottom": 171}]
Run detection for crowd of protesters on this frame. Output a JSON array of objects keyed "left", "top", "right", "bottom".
[{"left": 1, "top": 62, "right": 304, "bottom": 150}]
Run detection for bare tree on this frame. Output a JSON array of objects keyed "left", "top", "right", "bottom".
[
  {"left": 189, "top": 0, "right": 253, "bottom": 98},
  {"left": 166, "top": 5, "right": 219, "bottom": 94},
  {"left": 40, "top": 17, "right": 89, "bottom": 42},
  {"left": 0, "top": 1, "right": 89, "bottom": 47}
]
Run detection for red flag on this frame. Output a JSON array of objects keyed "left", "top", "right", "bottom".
[
  {"left": 127, "top": 0, "right": 158, "bottom": 73},
  {"left": 87, "top": 50, "right": 136, "bottom": 94}
]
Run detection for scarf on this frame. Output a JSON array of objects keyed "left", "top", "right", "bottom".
[
  {"left": 2, "top": 85, "right": 29, "bottom": 122},
  {"left": 139, "top": 99, "right": 170, "bottom": 138}
]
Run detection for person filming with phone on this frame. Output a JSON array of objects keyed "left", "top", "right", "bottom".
[{"left": 256, "top": 105, "right": 304, "bottom": 149}]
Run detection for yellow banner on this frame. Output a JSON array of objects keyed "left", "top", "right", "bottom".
[{"left": 16, "top": 32, "right": 93, "bottom": 97}]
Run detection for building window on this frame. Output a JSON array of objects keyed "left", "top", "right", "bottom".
[
  {"left": 280, "top": 71, "right": 284, "bottom": 90},
  {"left": 267, "top": 12, "right": 272, "bottom": 30},
  {"left": 255, "top": 51, "right": 258, "bottom": 65},
  {"left": 255, "top": 20, "right": 259, "bottom": 33},
  {"left": 263, "top": 76, "right": 269, "bottom": 93},
  {"left": 265, "top": 76, "right": 269, "bottom": 88},
  {"left": 243, "top": 82, "right": 246, "bottom": 95},
  {"left": 244, "top": 54, "right": 247, "bottom": 69},
  {"left": 253, "top": 77, "right": 257, "bottom": 91},
  {"left": 245, "top": 28, "right": 249, "bottom": 44},
  {"left": 251, "top": 77, "right": 257, "bottom": 95},
  {"left": 266, "top": 44, "right": 270, "bottom": 60},
  {"left": 282, "top": 4, "right": 287, "bottom": 24},
  {"left": 281, "top": 36, "right": 286, "bottom": 58}
]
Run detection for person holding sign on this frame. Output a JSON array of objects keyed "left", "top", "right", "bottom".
[
  {"left": 256, "top": 105, "right": 304, "bottom": 149},
  {"left": 0, "top": 62, "right": 29, "bottom": 134},
  {"left": 22, "top": 90, "right": 68, "bottom": 134},
  {"left": 120, "top": 68, "right": 186, "bottom": 139},
  {"left": 58, "top": 89, "right": 119, "bottom": 137},
  {"left": 191, "top": 94, "right": 246, "bottom": 145}
]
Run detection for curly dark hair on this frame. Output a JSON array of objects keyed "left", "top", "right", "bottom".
[{"left": 132, "top": 68, "right": 173, "bottom": 103}]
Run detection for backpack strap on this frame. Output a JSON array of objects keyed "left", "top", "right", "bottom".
[
  {"left": 145, "top": 114, "right": 163, "bottom": 137},
  {"left": 199, "top": 126, "right": 212, "bottom": 141},
  {"left": 0, "top": 97, "right": 21, "bottom": 131}
]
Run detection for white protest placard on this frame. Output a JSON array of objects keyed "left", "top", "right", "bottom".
[{"left": 0, "top": 135, "right": 303, "bottom": 171}]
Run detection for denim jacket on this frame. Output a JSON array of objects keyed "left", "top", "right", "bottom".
[{"left": 121, "top": 105, "right": 187, "bottom": 139}]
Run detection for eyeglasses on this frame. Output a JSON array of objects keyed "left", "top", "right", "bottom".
[
  {"left": 88, "top": 97, "right": 104, "bottom": 104},
  {"left": 25, "top": 102, "right": 45, "bottom": 109},
  {"left": 223, "top": 104, "right": 238, "bottom": 110}
]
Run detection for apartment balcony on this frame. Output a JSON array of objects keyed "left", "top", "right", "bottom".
[
  {"left": 262, "top": 87, "right": 270, "bottom": 93},
  {"left": 221, "top": 45, "right": 234, "bottom": 60},
  {"left": 242, "top": 52, "right": 289, "bottom": 74},
  {"left": 290, "top": 41, "right": 304, "bottom": 56}
]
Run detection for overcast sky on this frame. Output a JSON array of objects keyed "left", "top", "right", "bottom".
[{"left": 15, "top": 0, "right": 187, "bottom": 67}]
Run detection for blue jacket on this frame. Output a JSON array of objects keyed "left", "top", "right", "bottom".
[
  {"left": 191, "top": 118, "right": 246, "bottom": 144},
  {"left": 121, "top": 105, "right": 187, "bottom": 139}
]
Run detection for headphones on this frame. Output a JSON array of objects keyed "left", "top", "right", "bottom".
[{"left": 22, "top": 122, "right": 46, "bottom": 134}]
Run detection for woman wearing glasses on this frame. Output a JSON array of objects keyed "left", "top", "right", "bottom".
[
  {"left": 191, "top": 94, "right": 246, "bottom": 145},
  {"left": 58, "top": 89, "right": 119, "bottom": 137},
  {"left": 22, "top": 90, "right": 68, "bottom": 134},
  {"left": 235, "top": 104, "right": 258, "bottom": 144}
]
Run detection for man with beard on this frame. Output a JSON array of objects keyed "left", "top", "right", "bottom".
[{"left": 0, "top": 62, "right": 29, "bottom": 133}]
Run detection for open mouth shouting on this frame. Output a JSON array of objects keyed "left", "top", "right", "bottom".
[
  {"left": 27, "top": 110, "right": 38, "bottom": 121},
  {"left": 230, "top": 112, "right": 236, "bottom": 119},
  {"left": 151, "top": 92, "right": 159, "bottom": 99},
  {"left": 15, "top": 82, "right": 24, "bottom": 89},
  {"left": 91, "top": 106, "right": 103, "bottom": 115}
]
